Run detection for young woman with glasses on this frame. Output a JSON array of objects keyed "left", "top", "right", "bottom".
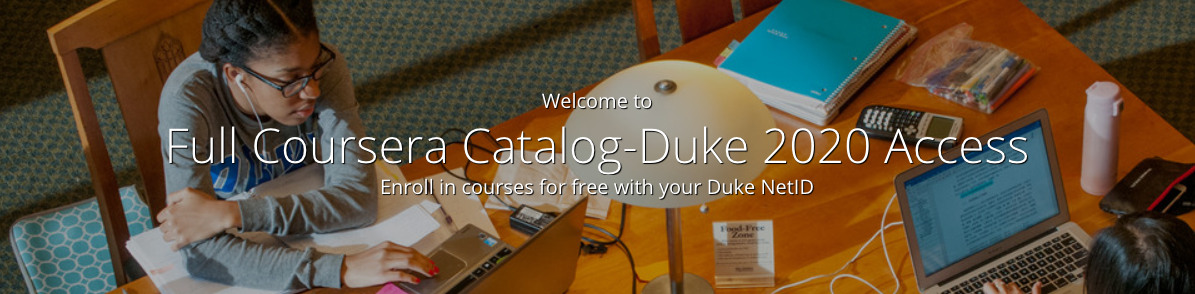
[{"left": 155, "top": 0, "right": 437, "bottom": 290}]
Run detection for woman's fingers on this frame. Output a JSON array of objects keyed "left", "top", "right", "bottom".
[
  {"left": 982, "top": 281, "right": 1001, "bottom": 294},
  {"left": 161, "top": 227, "right": 175, "bottom": 242},
  {"left": 156, "top": 206, "right": 172, "bottom": 223},
  {"left": 170, "top": 236, "right": 190, "bottom": 251},
  {"left": 386, "top": 270, "right": 421, "bottom": 284},
  {"left": 378, "top": 242, "right": 438, "bottom": 276},
  {"left": 385, "top": 255, "right": 434, "bottom": 277},
  {"left": 1006, "top": 282, "right": 1022, "bottom": 294},
  {"left": 408, "top": 250, "right": 436, "bottom": 275}
]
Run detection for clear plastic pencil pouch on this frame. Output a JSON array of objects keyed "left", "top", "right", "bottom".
[{"left": 895, "top": 23, "right": 1039, "bottom": 113}]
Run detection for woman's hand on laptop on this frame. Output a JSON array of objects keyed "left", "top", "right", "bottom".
[
  {"left": 342, "top": 241, "right": 440, "bottom": 288},
  {"left": 982, "top": 279, "right": 1042, "bottom": 294}
]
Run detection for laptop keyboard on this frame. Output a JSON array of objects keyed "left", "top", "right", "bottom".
[{"left": 941, "top": 233, "right": 1088, "bottom": 294}]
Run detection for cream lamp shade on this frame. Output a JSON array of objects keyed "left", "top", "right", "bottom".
[{"left": 565, "top": 60, "right": 777, "bottom": 208}]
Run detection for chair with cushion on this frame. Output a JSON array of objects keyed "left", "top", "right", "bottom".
[
  {"left": 632, "top": 0, "right": 781, "bottom": 61},
  {"left": 10, "top": 186, "right": 153, "bottom": 294},
  {"left": 48, "top": 0, "right": 210, "bottom": 285}
]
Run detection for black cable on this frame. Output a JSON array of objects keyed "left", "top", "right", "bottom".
[
  {"left": 581, "top": 204, "right": 641, "bottom": 294},
  {"left": 581, "top": 204, "right": 627, "bottom": 246},
  {"left": 615, "top": 237, "right": 639, "bottom": 294}
]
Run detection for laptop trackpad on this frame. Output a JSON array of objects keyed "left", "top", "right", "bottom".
[{"left": 399, "top": 250, "right": 467, "bottom": 294}]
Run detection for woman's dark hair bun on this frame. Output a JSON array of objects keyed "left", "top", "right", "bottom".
[{"left": 199, "top": 0, "right": 318, "bottom": 66}]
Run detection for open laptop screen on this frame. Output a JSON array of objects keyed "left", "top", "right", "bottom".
[{"left": 902, "top": 120, "right": 1059, "bottom": 275}]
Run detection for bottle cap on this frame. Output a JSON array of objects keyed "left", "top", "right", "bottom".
[
  {"left": 1086, "top": 81, "right": 1121, "bottom": 102},
  {"left": 1086, "top": 81, "right": 1124, "bottom": 116}
]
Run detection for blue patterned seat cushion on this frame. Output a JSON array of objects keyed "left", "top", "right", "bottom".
[{"left": 9, "top": 186, "right": 153, "bottom": 294}]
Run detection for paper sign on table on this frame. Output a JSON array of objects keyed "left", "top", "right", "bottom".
[{"left": 713, "top": 220, "right": 776, "bottom": 288}]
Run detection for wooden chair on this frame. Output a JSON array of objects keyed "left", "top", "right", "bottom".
[
  {"left": 632, "top": 0, "right": 781, "bottom": 61},
  {"left": 48, "top": 0, "right": 210, "bottom": 284}
]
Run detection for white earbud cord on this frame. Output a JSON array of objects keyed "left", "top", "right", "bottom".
[
  {"left": 770, "top": 193, "right": 904, "bottom": 294},
  {"left": 235, "top": 75, "right": 272, "bottom": 159},
  {"left": 235, "top": 76, "right": 266, "bottom": 132},
  {"left": 237, "top": 75, "right": 308, "bottom": 162}
]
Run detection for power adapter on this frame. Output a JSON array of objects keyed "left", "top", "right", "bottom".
[
  {"left": 582, "top": 243, "right": 608, "bottom": 254},
  {"left": 510, "top": 205, "right": 556, "bottom": 236}
]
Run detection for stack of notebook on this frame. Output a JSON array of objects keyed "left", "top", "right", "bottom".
[{"left": 717, "top": 0, "right": 916, "bottom": 126}]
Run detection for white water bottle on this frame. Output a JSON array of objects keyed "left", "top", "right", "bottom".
[{"left": 1081, "top": 81, "right": 1123, "bottom": 196}]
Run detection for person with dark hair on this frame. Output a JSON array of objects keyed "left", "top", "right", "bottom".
[
  {"left": 155, "top": 0, "right": 437, "bottom": 290},
  {"left": 982, "top": 211, "right": 1195, "bottom": 294},
  {"left": 1083, "top": 211, "right": 1195, "bottom": 294}
]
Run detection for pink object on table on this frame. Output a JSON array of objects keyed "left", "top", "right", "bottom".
[
  {"left": 376, "top": 283, "right": 410, "bottom": 294},
  {"left": 714, "top": 56, "right": 727, "bottom": 66}
]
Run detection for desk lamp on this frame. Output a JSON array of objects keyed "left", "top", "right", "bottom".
[{"left": 566, "top": 60, "right": 777, "bottom": 294}]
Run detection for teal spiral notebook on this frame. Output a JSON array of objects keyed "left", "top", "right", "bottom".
[{"left": 718, "top": 0, "right": 912, "bottom": 124}]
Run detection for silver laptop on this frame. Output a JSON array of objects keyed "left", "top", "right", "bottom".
[
  {"left": 895, "top": 109, "right": 1092, "bottom": 294},
  {"left": 399, "top": 197, "right": 587, "bottom": 294}
]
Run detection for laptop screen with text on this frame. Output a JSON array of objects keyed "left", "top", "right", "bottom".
[{"left": 902, "top": 121, "right": 1059, "bottom": 275}]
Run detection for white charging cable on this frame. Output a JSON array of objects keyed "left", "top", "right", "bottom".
[{"left": 770, "top": 193, "right": 904, "bottom": 294}]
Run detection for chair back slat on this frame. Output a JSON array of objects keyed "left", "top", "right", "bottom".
[
  {"left": 632, "top": 0, "right": 662, "bottom": 62},
  {"left": 677, "top": 0, "right": 735, "bottom": 43},
  {"left": 48, "top": 0, "right": 210, "bottom": 285},
  {"left": 634, "top": 0, "right": 782, "bottom": 60},
  {"left": 48, "top": 0, "right": 207, "bottom": 54},
  {"left": 101, "top": 2, "right": 209, "bottom": 217},
  {"left": 54, "top": 49, "right": 131, "bottom": 285}
]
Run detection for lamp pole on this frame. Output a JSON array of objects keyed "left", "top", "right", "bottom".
[
  {"left": 642, "top": 208, "right": 714, "bottom": 294},
  {"left": 566, "top": 60, "right": 776, "bottom": 294}
]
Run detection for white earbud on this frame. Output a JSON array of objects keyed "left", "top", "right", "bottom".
[
  {"left": 235, "top": 74, "right": 247, "bottom": 94},
  {"left": 233, "top": 73, "right": 266, "bottom": 132}
]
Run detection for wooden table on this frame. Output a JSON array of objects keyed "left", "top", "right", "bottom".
[{"left": 112, "top": 0, "right": 1195, "bottom": 293}]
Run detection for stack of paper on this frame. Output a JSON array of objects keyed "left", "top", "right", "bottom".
[{"left": 717, "top": 0, "right": 917, "bottom": 126}]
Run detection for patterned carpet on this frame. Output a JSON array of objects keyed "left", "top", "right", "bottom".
[
  {"left": 0, "top": 0, "right": 1191, "bottom": 292},
  {"left": 1024, "top": 0, "right": 1195, "bottom": 145}
]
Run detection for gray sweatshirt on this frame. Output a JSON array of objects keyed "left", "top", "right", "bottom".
[{"left": 157, "top": 45, "right": 377, "bottom": 291}]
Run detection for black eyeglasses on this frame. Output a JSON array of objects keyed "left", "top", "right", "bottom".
[{"left": 239, "top": 44, "right": 335, "bottom": 98}]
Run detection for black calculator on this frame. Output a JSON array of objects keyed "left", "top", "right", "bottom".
[{"left": 856, "top": 105, "right": 963, "bottom": 149}]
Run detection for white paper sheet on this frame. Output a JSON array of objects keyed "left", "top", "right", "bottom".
[
  {"left": 419, "top": 200, "right": 442, "bottom": 216},
  {"left": 487, "top": 151, "right": 612, "bottom": 218},
  {"left": 428, "top": 168, "right": 500, "bottom": 237},
  {"left": 281, "top": 203, "right": 441, "bottom": 255},
  {"left": 127, "top": 229, "right": 278, "bottom": 294}
]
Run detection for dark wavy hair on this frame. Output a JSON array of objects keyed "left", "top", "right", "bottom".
[
  {"left": 199, "top": 0, "right": 319, "bottom": 66},
  {"left": 1085, "top": 211, "right": 1195, "bottom": 294}
]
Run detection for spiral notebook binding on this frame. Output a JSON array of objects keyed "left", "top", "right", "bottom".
[{"left": 823, "top": 20, "right": 911, "bottom": 110}]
